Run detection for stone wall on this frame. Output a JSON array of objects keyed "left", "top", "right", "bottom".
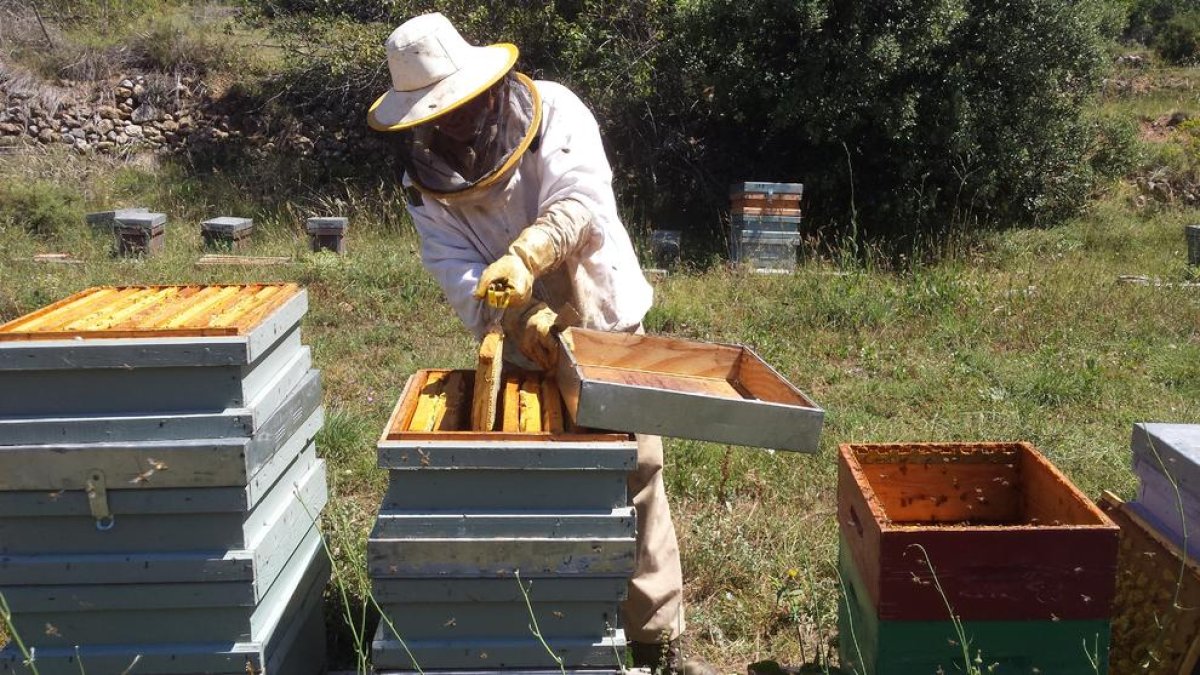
[{"left": 0, "top": 73, "right": 392, "bottom": 163}]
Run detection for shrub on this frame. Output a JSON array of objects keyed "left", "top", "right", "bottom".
[
  {"left": 1156, "top": 11, "right": 1200, "bottom": 64},
  {"left": 258, "top": 0, "right": 1117, "bottom": 248},
  {"left": 0, "top": 180, "right": 81, "bottom": 237}
]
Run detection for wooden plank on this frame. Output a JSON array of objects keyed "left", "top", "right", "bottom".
[
  {"left": 63, "top": 287, "right": 155, "bottom": 331},
  {"left": 230, "top": 283, "right": 301, "bottom": 334},
  {"left": 3, "top": 530, "right": 324, "bottom": 646},
  {"left": 1133, "top": 461, "right": 1200, "bottom": 558},
  {"left": 472, "top": 330, "right": 504, "bottom": 431},
  {"left": 377, "top": 440, "right": 636, "bottom": 471},
  {"left": 372, "top": 508, "right": 635, "bottom": 539},
  {"left": 162, "top": 286, "right": 242, "bottom": 329},
  {"left": 374, "top": 600, "right": 623, "bottom": 642},
  {"left": 579, "top": 364, "right": 743, "bottom": 398},
  {"left": 0, "top": 287, "right": 113, "bottom": 333},
  {"left": 208, "top": 284, "right": 276, "bottom": 328},
  {"left": 1103, "top": 492, "right": 1200, "bottom": 675},
  {"left": 177, "top": 284, "right": 256, "bottom": 329},
  {"left": 408, "top": 370, "right": 447, "bottom": 432},
  {"left": 856, "top": 460, "right": 1021, "bottom": 524},
  {"left": 372, "top": 577, "right": 629, "bottom": 604},
  {"left": 92, "top": 286, "right": 181, "bottom": 330},
  {"left": 436, "top": 370, "right": 468, "bottom": 431},
  {"left": 564, "top": 327, "right": 740, "bottom": 378},
  {"left": 41, "top": 288, "right": 144, "bottom": 332},
  {"left": 519, "top": 374, "right": 542, "bottom": 432},
  {"left": 732, "top": 351, "right": 816, "bottom": 406},
  {"left": 0, "top": 541, "right": 328, "bottom": 675},
  {"left": 542, "top": 376, "right": 564, "bottom": 433},
  {"left": 113, "top": 285, "right": 207, "bottom": 330},
  {"left": 501, "top": 374, "right": 521, "bottom": 432},
  {"left": 839, "top": 443, "right": 1120, "bottom": 622},
  {"left": 0, "top": 336, "right": 251, "bottom": 371},
  {"left": 196, "top": 255, "right": 293, "bottom": 267},
  {"left": 381, "top": 470, "right": 630, "bottom": 513},
  {"left": 372, "top": 628, "right": 625, "bottom": 670}
]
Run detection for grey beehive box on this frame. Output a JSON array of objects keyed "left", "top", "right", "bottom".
[
  {"left": 0, "top": 284, "right": 330, "bottom": 674},
  {"left": 368, "top": 370, "right": 637, "bottom": 672},
  {"left": 87, "top": 206, "right": 149, "bottom": 230}
]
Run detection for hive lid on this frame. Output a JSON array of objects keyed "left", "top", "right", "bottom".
[
  {"left": 729, "top": 181, "right": 805, "bottom": 196},
  {"left": 0, "top": 284, "right": 302, "bottom": 342},
  {"left": 556, "top": 327, "right": 824, "bottom": 452},
  {"left": 1131, "top": 423, "right": 1200, "bottom": 490}
]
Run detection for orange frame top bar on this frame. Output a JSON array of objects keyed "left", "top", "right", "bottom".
[{"left": 0, "top": 284, "right": 301, "bottom": 342}]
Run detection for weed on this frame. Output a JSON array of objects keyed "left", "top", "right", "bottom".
[{"left": 516, "top": 571, "right": 567, "bottom": 675}]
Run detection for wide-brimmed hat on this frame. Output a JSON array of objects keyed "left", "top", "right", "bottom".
[{"left": 368, "top": 13, "right": 518, "bottom": 132}]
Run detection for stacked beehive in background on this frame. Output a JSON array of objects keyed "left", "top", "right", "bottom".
[
  {"left": 729, "top": 181, "right": 804, "bottom": 273},
  {"left": 1103, "top": 424, "right": 1200, "bottom": 672},
  {"left": 0, "top": 284, "right": 330, "bottom": 675},
  {"left": 369, "top": 368, "right": 637, "bottom": 673},
  {"left": 837, "top": 442, "right": 1119, "bottom": 675}
]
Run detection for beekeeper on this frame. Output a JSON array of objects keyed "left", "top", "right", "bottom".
[{"left": 367, "top": 12, "right": 686, "bottom": 671}]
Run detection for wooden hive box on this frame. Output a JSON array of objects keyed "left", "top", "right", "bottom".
[
  {"left": 201, "top": 216, "right": 255, "bottom": 251},
  {"left": 113, "top": 211, "right": 167, "bottom": 256},
  {"left": 837, "top": 442, "right": 1119, "bottom": 623},
  {"left": 370, "top": 368, "right": 636, "bottom": 672},
  {"left": 1102, "top": 491, "right": 1200, "bottom": 674},
  {"left": 306, "top": 216, "right": 348, "bottom": 254},
  {"left": 556, "top": 328, "right": 823, "bottom": 451},
  {"left": 1, "top": 543, "right": 328, "bottom": 675},
  {"left": 1131, "top": 423, "right": 1200, "bottom": 558}
]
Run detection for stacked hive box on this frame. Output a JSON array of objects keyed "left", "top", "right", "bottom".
[
  {"left": 369, "top": 369, "right": 637, "bottom": 674},
  {"left": 729, "top": 181, "right": 803, "bottom": 273},
  {"left": 0, "top": 284, "right": 330, "bottom": 675},
  {"left": 1103, "top": 423, "right": 1200, "bottom": 671},
  {"left": 837, "top": 442, "right": 1119, "bottom": 675}
]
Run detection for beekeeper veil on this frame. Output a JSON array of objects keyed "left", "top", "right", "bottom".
[{"left": 367, "top": 13, "right": 542, "bottom": 197}]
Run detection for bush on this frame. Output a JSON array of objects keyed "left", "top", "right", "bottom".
[
  {"left": 258, "top": 0, "right": 1117, "bottom": 247},
  {"left": 1156, "top": 11, "right": 1200, "bottom": 64},
  {"left": 0, "top": 181, "right": 81, "bottom": 237}
]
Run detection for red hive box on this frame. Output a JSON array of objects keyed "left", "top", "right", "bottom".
[{"left": 838, "top": 442, "right": 1119, "bottom": 622}]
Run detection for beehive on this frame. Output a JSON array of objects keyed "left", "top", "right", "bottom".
[
  {"left": 306, "top": 216, "right": 348, "bottom": 254},
  {"left": 729, "top": 182, "right": 803, "bottom": 272},
  {"left": 113, "top": 211, "right": 166, "bottom": 256},
  {"left": 837, "top": 442, "right": 1119, "bottom": 675},
  {"left": 202, "top": 216, "right": 255, "bottom": 251},
  {"left": 369, "top": 368, "right": 635, "bottom": 673},
  {"left": 1102, "top": 491, "right": 1200, "bottom": 674},
  {"left": 1130, "top": 423, "right": 1200, "bottom": 558},
  {"left": 0, "top": 283, "right": 329, "bottom": 675}
]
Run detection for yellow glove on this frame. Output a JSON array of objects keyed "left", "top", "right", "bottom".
[
  {"left": 473, "top": 199, "right": 593, "bottom": 310},
  {"left": 503, "top": 302, "right": 559, "bottom": 371},
  {"left": 474, "top": 253, "right": 534, "bottom": 309}
]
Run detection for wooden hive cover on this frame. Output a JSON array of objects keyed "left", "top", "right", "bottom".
[{"left": 0, "top": 284, "right": 301, "bottom": 342}]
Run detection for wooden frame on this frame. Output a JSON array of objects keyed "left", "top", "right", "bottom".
[
  {"left": 556, "top": 327, "right": 823, "bottom": 452},
  {"left": 0, "top": 284, "right": 301, "bottom": 342},
  {"left": 383, "top": 369, "right": 631, "bottom": 443}
]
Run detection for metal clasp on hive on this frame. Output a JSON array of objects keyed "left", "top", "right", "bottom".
[{"left": 85, "top": 469, "right": 114, "bottom": 531}]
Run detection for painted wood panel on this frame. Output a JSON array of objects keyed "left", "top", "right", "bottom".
[
  {"left": 372, "top": 508, "right": 635, "bottom": 540},
  {"left": 381, "top": 469, "right": 629, "bottom": 512},
  {"left": 376, "top": 599, "right": 621, "bottom": 641},
  {"left": 369, "top": 536, "right": 635, "bottom": 579},
  {"left": 0, "top": 545, "right": 327, "bottom": 674},
  {"left": 0, "top": 450, "right": 322, "bottom": 554},
  {"left": 838, "top": 543, "right": 1110, "bottom": 675},
  {"left": 372, "top": 577, "right": 629, "bottom": 604},
  {"left": 838, "top": 443, "right": 1119, "bottom": 622},
  {"left": 4, "top": 527, "right": 324, "bottom": 646},
  {"left": 372, "top": 628, "right": 625, "bottom": 671},
  {"left": 0, "top": 364, "right": 319, "bottom": 446},
  {"left": 378, "top": 440, "right": 637, "bottom": 471}
]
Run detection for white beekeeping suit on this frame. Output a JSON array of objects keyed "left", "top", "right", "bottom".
[
  {"left": 405, "top": 79, "right": 654, "bottom": 343},
  {"left": 366, "top": 13, "right": 686, "bottom": 667}
]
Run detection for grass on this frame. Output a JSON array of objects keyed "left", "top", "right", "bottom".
[
  {"left": 1, "top": 144, "right": 1198, "bottom": 671},
  {"left": 1, "top": 11, "right": 1200, "bottom": 672}
]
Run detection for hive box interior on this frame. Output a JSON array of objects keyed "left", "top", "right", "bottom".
[
  {"left": 847, "top": 442, "right": 1109, "bottom": 528},
  {"left": 385, "top": 368, "right": 630, "bottom": 442}
]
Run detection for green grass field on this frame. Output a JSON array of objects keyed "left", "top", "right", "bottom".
[{"left": 1, "top": 10, "right": 1200, "bottom": 670}]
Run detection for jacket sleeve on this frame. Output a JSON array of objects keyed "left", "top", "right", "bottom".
[
  {"left": 530, "top": 85, "right": 612, "bottom": 259},
  {"left": 408, "top": 205, "right": 499, "bottom": 339}
]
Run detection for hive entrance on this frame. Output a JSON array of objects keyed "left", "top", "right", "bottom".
[{"left": 850, "top": 444, "right": 1109, "bottom": 528}]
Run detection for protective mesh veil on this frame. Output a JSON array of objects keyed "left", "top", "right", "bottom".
[{"left": 400, "top": 73, "right": 536, "bottom": 195}]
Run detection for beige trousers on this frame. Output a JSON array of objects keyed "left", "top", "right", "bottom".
[{"left": 620, "top": 433, "right": 685, "bottom": 643}]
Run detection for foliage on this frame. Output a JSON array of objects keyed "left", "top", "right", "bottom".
[
  {"left": 0, "top": 179, "right": 81, "bottom": 237},
  {"left": 1124, "top": 0, "right": 1200, "bottom": 64},
  {"left": 256, "top": 0, "right": 1118, "bottom": 246}
]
